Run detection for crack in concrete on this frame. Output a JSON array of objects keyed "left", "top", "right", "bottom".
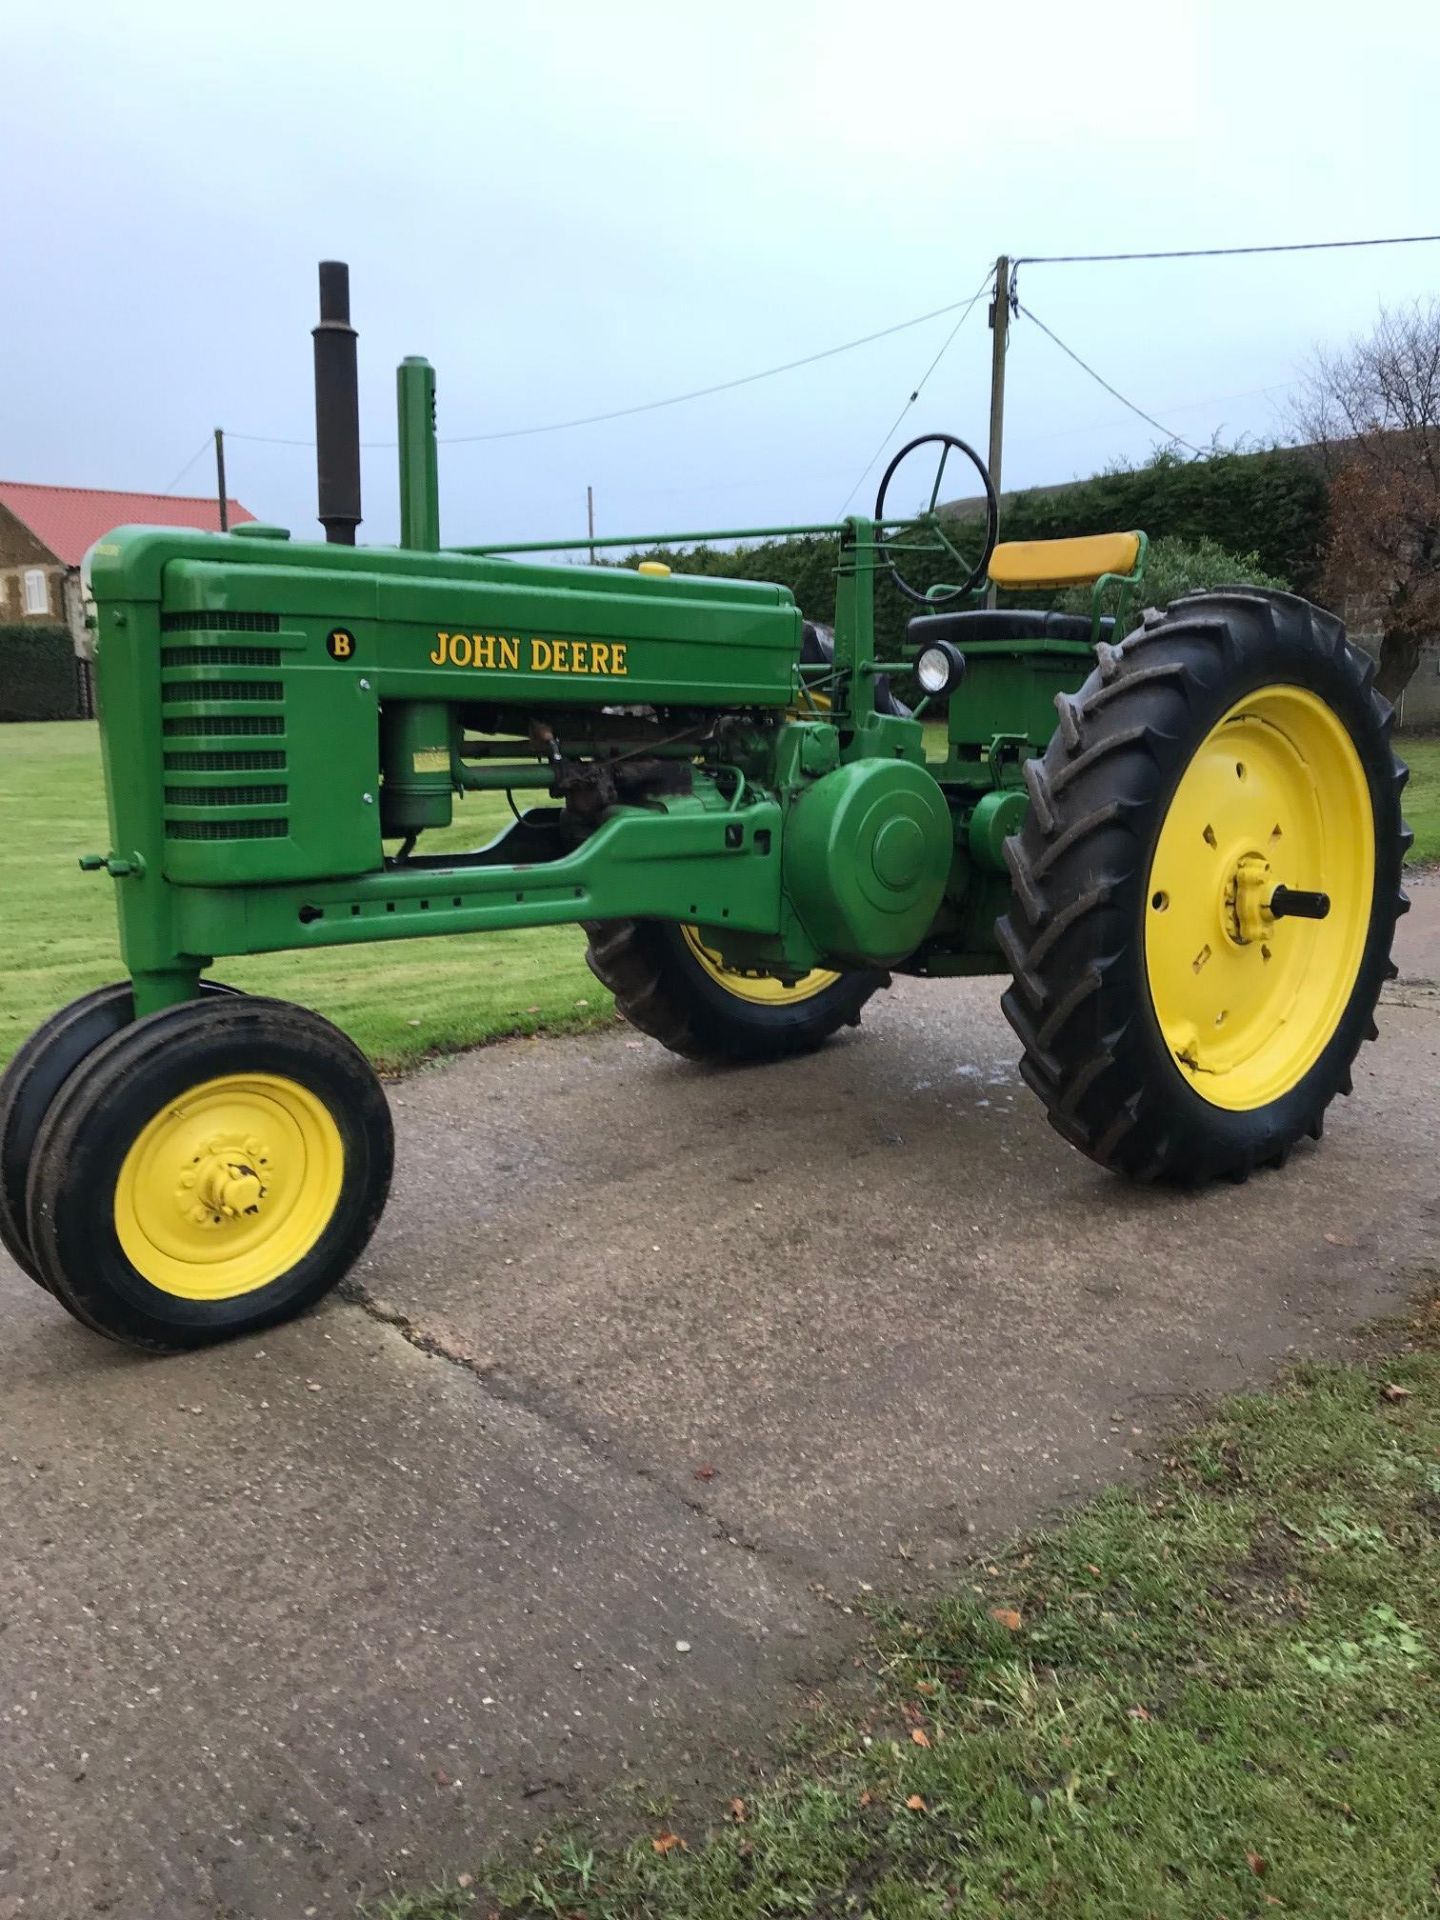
[{"left": 337, "top": 1279, "right": 850, "bottom": 1603}]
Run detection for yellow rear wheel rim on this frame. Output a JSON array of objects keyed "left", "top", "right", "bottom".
[
  {"left": 679, "top": 925, "right": 842, "bottom": 1006},
  {"left": 1145, "top": 684, "right": 1374, "bottom": 1112},
  {"left": 114, "top": 1073, "right": 344, "bottom": 1300}
]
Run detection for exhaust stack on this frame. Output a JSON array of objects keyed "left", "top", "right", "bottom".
[{"left": 312, "top": 261, "right": 361, "bottom": 544}]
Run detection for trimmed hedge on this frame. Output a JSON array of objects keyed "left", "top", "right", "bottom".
[
  {"left": 0, "top": 625, "right": 82, "bottom": 722},
  {"left": 986, "top": 447, "right": 1327, "bottom": 591}
]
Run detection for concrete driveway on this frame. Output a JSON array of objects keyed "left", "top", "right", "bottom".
[{"left": 3, "top": 879, "right": 1437, "bottom": 1919}]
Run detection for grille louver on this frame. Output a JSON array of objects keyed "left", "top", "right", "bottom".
[
  {"left": 160, "top": 622, "right": 289, "bottom": 846},
  {"left": 160, "top": 611, "right": 281, "bottom": 633}
]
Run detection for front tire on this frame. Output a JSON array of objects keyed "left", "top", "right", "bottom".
[
  {"left": 585, "top": 919, "right": 886, "bottom": 1063},
  {"left": 0, "top": 980, "right": 237, "bottom": 1288},
  {"left": 26, "top": 996, "right": 392, "bottom": 1349},
  {"left": 997, "top": 591, "right": 1409, "bottom": 1184}
]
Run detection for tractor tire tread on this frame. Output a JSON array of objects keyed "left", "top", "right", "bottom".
[{"left": 996, "top": 590, "right": 1409, "bottom": 1185}]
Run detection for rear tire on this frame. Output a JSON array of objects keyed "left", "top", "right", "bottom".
[
  {"left": 997, "top": 591, "right": 1409, "bottom": 1184},
  {"left": 584, "top": 919, "right": 886, "bottom": 1063},
  {"left": 26, "top": 996, "right": 392, "bottom": 1350}
]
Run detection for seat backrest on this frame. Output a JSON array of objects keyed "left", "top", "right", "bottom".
[{"left": 987, "top": 531, "right": 1142, "bottom": 590}]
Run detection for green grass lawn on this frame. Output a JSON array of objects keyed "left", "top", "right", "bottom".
[
  {"left": 1401, "top": 731, "right": 1440, "bottom": 869},
  {"left": 2, "top": 724, "right": 1437, "bottom": 1077},
  {"left": 383, "top": 1295, "right": 1440, "bottom": 1920},
  {"left": 0, "top": 722, "right": 612, "bottom": 1074}
]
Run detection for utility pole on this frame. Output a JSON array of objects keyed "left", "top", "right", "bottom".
[
  {"left": 586, "top": 484, "right": 596, "bottom": 564},
  {"left": 214, "top": 428, "right": 229, "bottom": 532},
  {"left": 986, "top": 255, "right": 1010, "bottom": 605}
]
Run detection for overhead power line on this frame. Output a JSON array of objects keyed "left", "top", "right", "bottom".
[
  {"left": 1016, "top": 300, "right": 1206, "bottom": 456},
  {"left": 227, "top": 288, "right": 998, "bottom": 452},
  {"left": 161, "top": 435, "right": 215, "bottom": 494},
  {"left": 1015, "top": 231, "right": 1440, "bottom": 267},
  {"left": 837, "top": 271, "right": 993, "bottom": 515},
  {"left": 220, "top": 230, "right": 1440, "bottom": 476}
]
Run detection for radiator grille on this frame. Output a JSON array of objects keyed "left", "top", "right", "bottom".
[
  {"left": 163, "top": 715, "right": 285, "bottom": 738},
  {"left": 163, "top": 749, "right": 286, "bottom": 773},
  {"left": 161, "top": 643, "right": 289, "bottom": 849},
  {"left": 161, "top": 611, "right": 281, "bottom": 633},
  {"left": 162, "top": 679, "right": 283, "bottom": 704},
  {"left": 161, "top": 645, "right": 282, "bottom": 669},
  {"left": 165, "top": 819, "right": 288, "bottom": 842},
  {"left": 164, "top": 784, "right": 287, "bottom": 808}
]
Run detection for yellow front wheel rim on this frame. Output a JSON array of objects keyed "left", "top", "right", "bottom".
[
  {"left": 679, "top": 925, "right": 843, "bottom": 1006},
  {"left": 1145, "top": 684, "right": 1374, "bottom": 1112},
  {"left": 114, "top": 1073, "right": 345, "bottom": 1300}
]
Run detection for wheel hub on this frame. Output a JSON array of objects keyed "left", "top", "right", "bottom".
[
  {"left": 1224, "top": 851, "right": 1273, "bottom": 946},
  {"left": 182, "top": 1137, "right": 270, "bottom": 1228},
  {"left": 114, "top": 1073, "right": 342, "bottom": 1300},
  {"left": 1144, "top": 685, "right": 1374, "bottom": 1111}
]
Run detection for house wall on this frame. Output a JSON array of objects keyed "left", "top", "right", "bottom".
[{"left": 0, "top": 504, "right": 66, "bottom": 628}]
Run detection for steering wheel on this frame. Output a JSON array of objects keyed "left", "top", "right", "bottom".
[{"left": 874, "top": 433, "right": 998, "bottom": 605}]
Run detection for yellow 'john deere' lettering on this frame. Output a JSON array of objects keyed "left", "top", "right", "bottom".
[{"left": 429, "top": 632, "right": 627, "bottom": 675}]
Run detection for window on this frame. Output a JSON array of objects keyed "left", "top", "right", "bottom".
[{"left": 23, "top": 569, "right": 49, "bottom": 616}]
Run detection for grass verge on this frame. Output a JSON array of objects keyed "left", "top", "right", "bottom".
[{"left": 381, "top": 1294, "right": 1440, "bottom": 1920}]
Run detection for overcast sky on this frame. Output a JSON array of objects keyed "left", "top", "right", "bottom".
[{"left": 6, "top": 1, "right": 1438, "bottom": 554}]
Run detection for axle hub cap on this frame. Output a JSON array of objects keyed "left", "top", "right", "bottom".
[
  {"left": 1144, "top": 685, "right": 1374, "bottom": 1111},
  {"left": 114, "top": 1074, "right": 344, "bottom": 1299}
]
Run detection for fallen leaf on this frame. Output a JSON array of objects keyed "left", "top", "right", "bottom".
[
  {"left": 1324, "top": 1231, "right": 1357, "bottom": 1247},
  {"left": 910, "top": 1728, "right": 931, "bottom": 1748},
  {"left": 1126, "top": 1705, "right": 1151, "bottom": 1722},
  {"left": 1086, "top": 1564, "right": 1101, "bottom": 1577},
  {"left": 652, "top": 1831, "right": 685, "bottom": 1855},
  {"left": 456, "top": 1873, "right": 473, "bottom": 1889},
  {"left": 858, "top": 1789, "right": 873, "bottom": 1808},
  {"left": 989, "top": 1607, "right": 1023, "bottom": 1632},
  {"left": 1246, "top": 1850, "right": 1268, "bottom": 1877},
  {"left": 905, "top": 1794, "right": 927, "bottom": 1811},
  {"left": 693, "top": 1464, "right": 718, "bottom": 1482},
  {"left": 915, "top": 1680, "right": 936, "bottom": 1695},
  {"left": 727, "top": 1797, "right": 747, "bottom": 1823},
  {"left": 432, "top": 1767, "right": 451, "bottom": 1786},
  {"left": 1381, "top": 1383, "right": 1413, "bottom": 1402}
]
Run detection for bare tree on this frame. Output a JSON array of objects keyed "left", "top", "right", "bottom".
[{"left": 1292, "top": 300, "right": 1440, "bottom": 702}]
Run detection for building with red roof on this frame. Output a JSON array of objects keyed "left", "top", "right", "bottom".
[{"left": 0, "top": 481, "right": 256, "bottom": 658}]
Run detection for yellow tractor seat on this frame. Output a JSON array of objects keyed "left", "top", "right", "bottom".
[{"left": 986, "top": 531, "right": 1143, "bottom": 590}]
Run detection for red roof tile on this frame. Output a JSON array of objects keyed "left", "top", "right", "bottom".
[{"left": 0, "top": 482, "right": 256, "bottom": 569}]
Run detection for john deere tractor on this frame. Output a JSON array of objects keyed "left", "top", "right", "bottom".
[{"left": 0, "top": 265, "right": 1409, "bottom": 1350}]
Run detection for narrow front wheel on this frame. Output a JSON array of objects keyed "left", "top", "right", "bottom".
[{"left": 26, "top": 996, "right": 392, "bottom": 1349}]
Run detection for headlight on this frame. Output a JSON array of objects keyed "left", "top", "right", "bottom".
[{"left": 916, "top": 641, "right": 965, "bottom": 697}]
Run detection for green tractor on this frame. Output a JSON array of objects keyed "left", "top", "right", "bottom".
[{"left": 0, "top": 265, "right": 1409, "bottom": 1350}]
